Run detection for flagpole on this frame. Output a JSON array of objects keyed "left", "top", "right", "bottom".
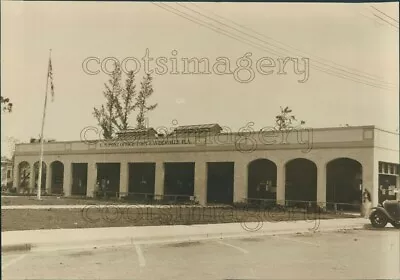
[{"left": 37, "top": 49, "right": 52, "bottom": 200}]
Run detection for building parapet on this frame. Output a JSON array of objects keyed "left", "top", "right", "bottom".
[
  {"left": 14, "top": 125, "right": 379, "bottom": 156},
  {"left": 373, "top": 128, "right": 400, "bottom": 152}
]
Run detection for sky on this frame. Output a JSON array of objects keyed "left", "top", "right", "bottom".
[{"left": 1, "top": 1, "right": 399, "bottom": 158}]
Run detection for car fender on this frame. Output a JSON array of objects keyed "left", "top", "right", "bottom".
[{"left": 369, "top": 207, "right": 393, "bottom": 221}]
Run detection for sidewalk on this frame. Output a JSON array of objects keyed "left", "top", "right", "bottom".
[{"left": 2, "top": 218, "right": 368, "bottom": 253}]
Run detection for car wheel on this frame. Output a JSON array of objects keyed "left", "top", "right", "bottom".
[{"left": 370, "top": 211, "right": 388, "bottom": 228}]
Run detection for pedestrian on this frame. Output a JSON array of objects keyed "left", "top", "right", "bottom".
[
  {"left": 361, "top": 189, "right": 372, "bottom": 218},
  {"left": 95, "top": 181, "right": 100, "bottom": 196}
]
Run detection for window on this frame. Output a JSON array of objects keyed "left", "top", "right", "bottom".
[
  {"left": 7, "top": 170, "right": 11, "bottom": 178},
  {"left": 379, "top": 162, "right": 383, "bottom": 173},
  {"left": 383, "top": 163, "right": 389, "bottom": 174}
]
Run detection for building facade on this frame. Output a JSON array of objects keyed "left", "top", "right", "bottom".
[
  {"left": 1, "top": 157, "right": 13, "bottom": 188},
  {"left": 12, "top": 124, "right": 400, "bottom": 209}
]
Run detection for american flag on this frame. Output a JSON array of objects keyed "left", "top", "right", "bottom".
[{"left": 48, "top": 56, "right": 54, "bottom": 101}]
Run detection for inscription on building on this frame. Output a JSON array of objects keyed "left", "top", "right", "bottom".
[{"left": 99, "top": 139, "right": 193, "bottom": 148}]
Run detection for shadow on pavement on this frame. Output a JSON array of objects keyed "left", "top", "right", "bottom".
[{"left": 362, "top": 224, "right": 399, "bottom": 231}]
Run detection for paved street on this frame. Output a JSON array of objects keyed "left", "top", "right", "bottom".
[{"left": 2, "top": 227, "right": 399, "bottom": 280}]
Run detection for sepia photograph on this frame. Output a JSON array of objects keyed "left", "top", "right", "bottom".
[{"left": 1, "top": 1, "right": 399, "bottom": 279}]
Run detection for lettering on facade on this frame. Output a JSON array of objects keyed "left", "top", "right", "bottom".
[
  {"left": 99, "top": 139, "right": 193, "bottom": 148},
  {"left": 92, "top": 127, "right": 314, "bottom": 152}
]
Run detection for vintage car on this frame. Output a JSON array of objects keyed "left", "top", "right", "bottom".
[{"left": 369, "top": 200, "right": 400, "bottom": 228}]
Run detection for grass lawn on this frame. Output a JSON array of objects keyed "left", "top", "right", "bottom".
[
  {"left": 1, "top": 203, "right": 358, "bottom": 232},
  {"left": 1, "top": 195, "right": 130, "bottom": 206}
]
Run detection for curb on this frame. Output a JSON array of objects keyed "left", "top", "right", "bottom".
[{"left": 2, "top": 243, "right": 32, "bottom": 253}]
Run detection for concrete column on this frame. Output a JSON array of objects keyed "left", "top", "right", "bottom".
[
  {"left": 29, "top": 163, "right": 35, "bottom": 192},
  {"left": 154, "top": 162, "right": 165, "bottom": 199},
  {"left": 13, "top": 162, "right": 19, "bottom": 191},
  {"left": 119, "top": 161, "right": 129, "bottom": 198},
  {"left": 233, "top": 161, "right": 247, "bottom": 203},
  {"left": 276, "top": 162, "right": 285, "bottom": 205},
  {"left": 194, "top": 161, "right": 207, "bottom": 205},
  {"left": 86, "top": 162, "right": 97, "bottom": 198},
  {"left": 63, "top": 162, "right": 72, "bottom": 196},
  {"left": 45, "top": 163, "right": 52, "bottom": 195},
  {"left": 361, "top": 159, "right": 377, "bottom": 217},
  {"left": 372, "top": 160, "right": 379, "bottom": 207},
  {"left": 317, "top": 162, "right": 327, "bottom": 208},
  {"left": 396, "top": 175, "right": 400, "bottom": 200}
]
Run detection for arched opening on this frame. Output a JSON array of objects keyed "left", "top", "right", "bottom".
[
  {"left": 18, "top": 161, "right": 30, "bottom": 193},
  {"left": 326, "top": 158, "right": 362, "bottom": 210},
  {"left": 285, "top": 158, "right": 317, "bottom": 206},
  {"left": 248, "top": 159, "right": 277, "bottom": 204},
  {"left": 33, "top": 161, "right": 47, "bottom": 193},
  {"left": 50, "top": 161, "right": 64, "bottom": 195}
]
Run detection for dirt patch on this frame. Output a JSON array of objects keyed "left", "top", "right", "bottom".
[
  {"left": 66, "top": 250, "right": 94, "bottom": 257},
  {"left": 292, "top": 232, "right": 319, "bottom": 237},
  {"left": 336, "top": 229, "right": 356, "bottom": 234},
  {"left": 165, "top": 241, "right": 202, "bottom": 248}
]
